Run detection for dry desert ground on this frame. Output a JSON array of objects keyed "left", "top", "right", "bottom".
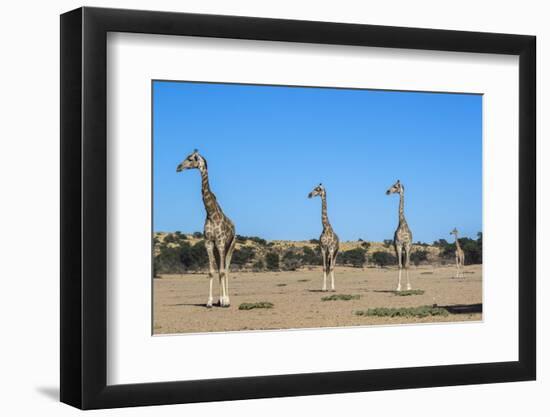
[{"left": 153, "top": 264, "right": 482, "bottom": 334}]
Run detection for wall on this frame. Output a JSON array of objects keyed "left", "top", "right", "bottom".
[{"left": 0, "top": 0, "right": 545, "bottom": 415}]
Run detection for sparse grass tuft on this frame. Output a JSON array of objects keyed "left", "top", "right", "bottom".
[
  {"left": 420, "top": 271, "right": 433, "bottom": 275},
  {"left": 239, "top": 302, "right": 274, "bottom": 310},
  {"left": 276, "top": 283, "right": 287, "bottom": 287},
  {"left": 297, "top": 279, "right": 310, "bottom": 282},
  {"left": 355, "top": 305, "right": 449, "bottom": 318},
  {"left": 393, "top": 289, "right": 425, "bottom": 296},
  {"left": 321, "top": 294, "right": 360, "bottom": 302}
]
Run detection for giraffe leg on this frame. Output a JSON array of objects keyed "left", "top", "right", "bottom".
[
  {"left": 208, "top": 277, "right": 213, "bottom": 308},
  {"left": 204, "top": 240, "right": 216, "bottom": 308},
  {"left": 455, "top": 256, "right": 459, "bottom": 279},
  {"left": 321, "top": 247, "right": 327, "bottom": 291},
  {"left": 397, "top": 269, "right": 402, "bottom": 292},
  {"left": 223, "top": 237, "right": 236, "bottom": 307},
  {"left": 216, "top": 241, "right": 227, "bottom": 307},
  {"left": 330, "top": 251, "right": 337, "bottom": 291},
  {"left": 220, "top": 264, "right": 230, "bottom": 307},
  {"left": 396, "top": 245, "right": 403, "bottom": 292},
  {"left": 405, "top": 247, "right": 412, "bottom": 291},
  {"left": 218, "top": 275, "right": 224, "bottom": 307}
]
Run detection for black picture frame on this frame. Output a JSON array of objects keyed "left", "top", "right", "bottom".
[{"left": 60, "top": 6, "right": 536, "bottom": 410}]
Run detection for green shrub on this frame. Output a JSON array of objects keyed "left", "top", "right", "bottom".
[
  {"left": 438, "top": 233, "right": 482, "bottom": 265},
  {"left": 433, "top": 238, "right": 449, "bottom": 247},
  {"left": 265, "top": 252, "right": 279, "bottom": 271},
  {"left": 371, "top": 251, "right": 396, "bottom": 267},
  {"left": 463, "top": 235, "right": 483, "bottom": 264},
  {"left": 174, "top": 231, "right": 187, "bottom": 240},
  {"left": 355, "top": 306, "right": 449, "bottom": 318},
  {"left": 154, "top": 240, "right": 209, "bottom": 273},
  {"left": 281, "top": 249, "right": 302, "bottom": 271},
  {"left": 180, "top": 240, "right": 209, "bottom": 271},
  {"left": 231, "top": 246, "right": 256, "bottom": 267},
  {"left": 410, "top": 250, "right": 428, "bottom": 266},
  {"left": 360, "top": 241, "right": 371, "bottom": 250},
  {"left": 235, "top": 235, "right": 248, "bottom": 243},
  {"left": 394, "top": 289, "right": 425, "bottom": 296},
  {"left": 236, "top": 235, "right": 267, "bottom": 245},
  {"left": 414, "top": 241, "right": 429, "bottom": 247},
  {"left": 163, "top": 233, "right": 176, "bottom": 244},
  {"left": 239, "top": 302, "right": 274, "bottom": 310},
  {"left": 301, "top": 246, "right": 322, "bottom": 265},
  {"left": 282, "top": 258, "right": 301, "bottom": 271},
  {"left": 252, "top": 260, "right": 265, "bottom": 271},
  {"left": 248, "top": 236, "right": 267, "bottom": 246},
  {"left": 155, "top": 245, "right": 186, "bottom": 274},
  {"left": 321, "top": 294, "right": 360, "bottom": 301},
  {"left": 337, "top": 248, "right": 366, "bottom": 267},
  {"left": 153, "top": 262, "right": 160, "bottom": 278}
]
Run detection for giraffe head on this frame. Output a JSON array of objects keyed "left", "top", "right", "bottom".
[
  {"left": 450, "top": 228, "right": 459, "bottom": 237},
  {"left": 308, "top": 183, "right": 326, "bottom": 199},
  {"left": 386, "top": 180, "right": 404, "bottom": 195},
  {"left": 176, "top": 149, "right": 207, "bottom": 172}
]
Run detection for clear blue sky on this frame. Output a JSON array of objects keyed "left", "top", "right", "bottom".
[{"left": 153, "top": 81, "right": 482, "bottom": 243}]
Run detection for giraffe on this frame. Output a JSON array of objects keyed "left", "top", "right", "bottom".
[
  {"left": 308, "top": 184, "right": 339, "bottom": 292},
  {"left": 176, "top": 150, "right": 236, "bottom": 308},
  {"left": 386, "top": 180, "right": 413, "bottom": 292},
  {"left": 450, "top": 228, "right": 465, "bottom": 278}
]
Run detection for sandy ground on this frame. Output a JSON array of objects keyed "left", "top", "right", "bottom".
[{"left": 153, "top": 264, "right": 482, "bottom": 334}]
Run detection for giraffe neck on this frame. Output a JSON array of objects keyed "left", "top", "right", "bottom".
[
  {"left": 199, "top": 168, "right": 221, "bottom": 218},
  {"left": 321, "top": 194, "right": 331, "bottom": 230},
  {"left": 454, "top": 235, "right": 462, "bottom": 251},
  {"left": 398, "top": 190, "right": 406, "bottom": 224}
]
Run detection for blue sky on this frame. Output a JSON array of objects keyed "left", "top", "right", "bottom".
[{"left": 153, "top": 81, "right": 482, "bottom": 243}]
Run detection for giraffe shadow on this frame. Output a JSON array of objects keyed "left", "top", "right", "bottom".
[
  {"left": 440, "top": 303, "right": 483, "bottom": 314},
  {"left": 166, "top": 303, "right": 208, "bottom": 308}
]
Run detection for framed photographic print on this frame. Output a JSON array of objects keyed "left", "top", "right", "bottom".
[{"left": 60, "top": 6, "right": 536, "bottom": 410}]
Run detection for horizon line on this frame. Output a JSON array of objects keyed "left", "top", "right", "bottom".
[{"left": 153, "top": 230, "right": 482, "bottom": 243}]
